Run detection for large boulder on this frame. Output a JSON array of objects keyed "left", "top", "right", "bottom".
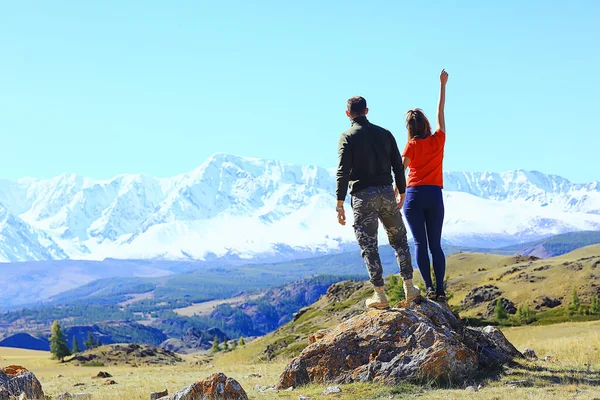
[
  {"left": 159, "top": 373, "right": 247, "bottom": 400},
  {"left": 277, "top": 300, "right": 522, "bottom": 389},
  {"left": 0, "top": 365, "right": 45, "bottom": 400}
]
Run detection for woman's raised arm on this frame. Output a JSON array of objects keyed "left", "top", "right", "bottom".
[{"left": 437, "top": 69, "right": 448, "bottom": 133}]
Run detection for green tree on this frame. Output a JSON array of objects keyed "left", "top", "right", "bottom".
[
  {"left": 570, "top": 286, "right": 580, "bottom": 312},
  {"left": 49, "top": 321, "right": 71, "bottom": 362},
  {"left": 494, "top": 298, "right": 508, "bottom": 321},
  {"left": 223, "top": 340, "right": 229, "bottom": 351},
  {"left": 231, "top": 339, "right": 238, "bottom": 349},
  {"left": 72, "top": 336, "right": 81, "bottom": 353},
  {"left": 591, "top": 297, "right": 600, "bottom": 315},
  {"left": 211, "top": 336, "right": 220, "bottom": 353},
  {"left": 84, "top": 331, "right": 96, "bottom": 349},
  {"left": 96, "top": 337, "right": 102, "bottom": 347},
  {"left": 239, "top": 337, "right": 245, "bottom": 346},
  {"left": 516, "top": 304, "right": 536, "bottom": 324}
]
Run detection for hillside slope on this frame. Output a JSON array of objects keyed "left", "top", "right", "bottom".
[
  {"left": 217, "top": 245, "right": 600, "bottom": 364},
  {"left": 444, "top": 244, "right": 600, "bottom": 319}
]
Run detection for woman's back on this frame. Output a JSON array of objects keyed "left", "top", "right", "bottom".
[{"left": 403, "top": 130, "right": 445, "bottom": 188}]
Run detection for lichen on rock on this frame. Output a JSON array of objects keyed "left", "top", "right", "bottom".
[{"left": 277, "top": 300, "right": 522, "bottom": 389}]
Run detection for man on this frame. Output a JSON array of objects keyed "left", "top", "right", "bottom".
[{"left": 336, "top": 96, "right": 421, "bottom": 309}]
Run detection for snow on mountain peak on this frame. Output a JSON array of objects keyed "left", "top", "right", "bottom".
[{"left": 0, "top": 153, "right": 598, "bottom": 263}]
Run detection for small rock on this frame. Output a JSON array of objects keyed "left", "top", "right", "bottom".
[
  {"left": 163, "top": 373, "right": 248, "bottom": 399},
  {"left": 543, "top": 355, "right": 553, "bottom": 362},
  {"left": 74, "top": 383, "right": 85, "bottom": 387},
  {"left": 56, "top": 374, "right": 64, "bottom": 378},
  {"left": 93, "top": 371, "right": 112, "bottom": 379},
  {"left": 465, "top": 386, "right": 478, "bottom": 392},
  {"left": 103, "top": 379, "right": 117, "bottom": 385},
  {"left": 323, "top": 386, "right": 342, "bottom": 395},
  {"left": 298, "top": 396, "right": 310, "bottom": 400},
  {"left": 56, "top": 394, "right": 93, "bottom": 400},
  {"left": 254, "top": 384, "right": 275, "bottom": 392},
  {"left": 523, "top": 348, "right": 538, "bottom": 360},
  {"left": 150, "top": 389, "right": 168, "bottom": 399},
  {"left": 505, "top": 380, "right": 531, "bottom": 387},
  {"left": 244, "top": 373, "right": 262, "bottom": 378},
  {"left": 285, "top": 386, "right": 294, "bottom": 391}
]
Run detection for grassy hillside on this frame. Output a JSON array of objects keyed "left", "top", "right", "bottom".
[
  {"left": 214, "top": 245, "right": 600, "bottom": 366},
  {"left": 442, "top": 244, "right": 600, "bottom": 320}
]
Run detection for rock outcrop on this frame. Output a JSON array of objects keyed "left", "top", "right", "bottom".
[
  {"left": 0, "top": 365, "right": 45, "bottom": 400},
  {"left": 485, "top": 297, "right": 517, "bottom": 318},
  {"left": 276, "top": 300, "right": 522, "bottom": 389},
  {"left": 159, "top": 373, "right": 247, "bottom": 400},
  {"left": 160, "top": 328, "right": 228, "bottom": 354},
  {"left": 461, "top": 285, "right": 502, "bottom": 310},
  {"left": 71, "top": 344, "right": 183, "bottom": 366}
]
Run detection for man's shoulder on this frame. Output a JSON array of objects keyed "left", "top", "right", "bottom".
[
  {"left": 339, "top": 124, "right": 360, "bottom": 139},
  {"left": 365, "top": 121, "right": 391, "bottom": 135}
]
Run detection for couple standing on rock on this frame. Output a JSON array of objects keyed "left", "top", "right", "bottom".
[{"left": 336, "top": 69, "right": 449, "bottom": 309}]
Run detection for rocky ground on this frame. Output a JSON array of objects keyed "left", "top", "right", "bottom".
[{"left": 69, "top": 344, "right": 183, "bottom": 367}]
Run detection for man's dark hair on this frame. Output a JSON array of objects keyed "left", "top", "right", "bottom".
[{"left": 347, "top": 96, "right": 367, "bottom": 116}]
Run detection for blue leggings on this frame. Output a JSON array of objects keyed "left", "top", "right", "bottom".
[{"left": 403, "top": 185, "right": 446, "bottom": 292}]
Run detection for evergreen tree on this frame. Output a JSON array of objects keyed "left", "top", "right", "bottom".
[
  {"left": 591, "top": 297, "right": 600, "bottom": 315},
  {"left": 239, "top": 337, "right": 245, "bottom": 346},
  {"left": 72, "top": 336, "right": 81, "bottom": 353},
  {"left": 516, "top": 305, "right": 524, "bottom": 322},
  {"left": 231, "top": 339, "right": 238, "bottom": 349},
  {"left": 570, "top": 286, "right": 580, "bottom": 312},
  {"left": 223, "top": 340, "right": 229, "bottom": 351},
  {"left": 211, "top": 336, "right": 220, "bottom": 353},
  {"left": 96, "top": 337, "right": 102, "bottom": 347},
  {"left": 84, "top": 331, "right": 96, "bottom": 349},
  {"left": 494, "top": 298, "right": 508, "bottom": 321},
  {"left": 49, "top": 321, "right": 71, "bottom": 362}
]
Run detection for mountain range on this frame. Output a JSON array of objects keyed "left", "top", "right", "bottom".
[{"left": 0, "top": 153, "right": 599, "bottom": 263}]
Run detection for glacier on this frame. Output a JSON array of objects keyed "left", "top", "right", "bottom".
[{"left": 0, "top": 152, "right": 599, "bottom": 263}]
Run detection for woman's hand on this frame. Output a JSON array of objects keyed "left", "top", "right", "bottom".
[
  {"left": 396, "top": 193, "right": 406, "bottom": 210},
  {"left": 437, "top": 69, "right": 448, "bottom": 132},
  {"left": 440, "top": 69, "right": 449, "bottom": 85}
]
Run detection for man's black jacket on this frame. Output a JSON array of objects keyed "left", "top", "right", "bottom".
[{"left": 336, "top": 116, "right": 406, "bottom": 201}]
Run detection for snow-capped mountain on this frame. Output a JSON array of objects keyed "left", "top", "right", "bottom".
[{"left": 0, "top": 153, "right": 598, "bottom": 263}]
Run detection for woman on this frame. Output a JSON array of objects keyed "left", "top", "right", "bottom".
[{"left": 400, "top": 69, "right": 449, "bottom": 302}]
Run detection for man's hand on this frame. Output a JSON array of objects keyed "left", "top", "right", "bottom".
[
  {"left": 440, "top": 69, "right": 449, "bottom": 85},
  {"left": 337, "top": 208, "right": 346, "bottom": 225},
  {"left": 396, "top": 193, "right": 406, "bottom": 210},
  {"left": 337, "top": 200, "right": 346, "bottom": 225}
]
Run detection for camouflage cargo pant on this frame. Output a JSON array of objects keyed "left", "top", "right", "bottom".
[{"left": 351, "top": 185, "right": 413, "bottom": 287}]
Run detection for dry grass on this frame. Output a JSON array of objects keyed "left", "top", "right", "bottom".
[
  {"left": 173, "top": 293, "right": 263, "bottom": 317},
  {"left": 503, "top": 320, "right": 600, "bottom": 368},
  {"left": 3, "top": 319, "right": 600, "bottom": 399}
]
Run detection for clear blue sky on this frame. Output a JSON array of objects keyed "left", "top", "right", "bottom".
[{"left": 1, "top": 1, "right": 599, "bottom": 182}]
